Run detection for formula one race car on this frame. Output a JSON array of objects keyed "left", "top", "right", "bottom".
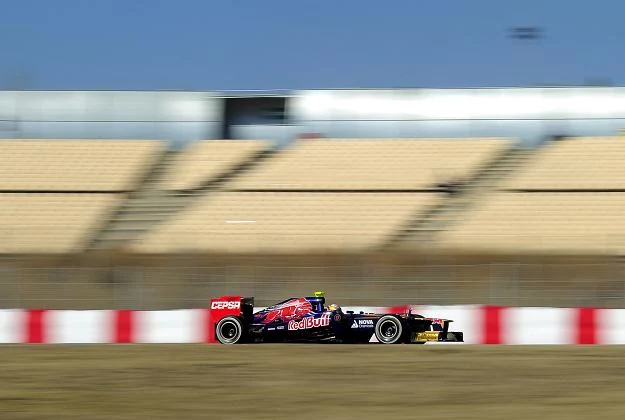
[{"left": 209, "top": 292, "right": 464, "bottom": 345}]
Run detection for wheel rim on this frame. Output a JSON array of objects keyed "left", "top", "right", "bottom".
[
  {"left": 380, "top": 320, "right": 397, "bottom": 339},
  {"left": 377, "top": 319, "right": 401, "bottom": 343},
  {"left": 222, "top": 322, "right": 237, "bottom": 339},
  {"left": 218, "top": 320, "right": 241, "bottom": 343}
]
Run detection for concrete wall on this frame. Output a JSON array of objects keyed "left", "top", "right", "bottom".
[{"left": 0, "top": 253, "right": 623, "bottom": 310}]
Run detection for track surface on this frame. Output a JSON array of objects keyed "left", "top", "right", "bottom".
[{"left": 1, "top": 345, "right": 624, "bottom": 419}]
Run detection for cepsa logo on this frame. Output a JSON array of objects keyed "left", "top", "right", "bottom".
[
  {"left": 211, "top": 301, "right": 241, "bottom": 310},
  {"left": 288, "top": 314, "right": 331, "bottom": 330}
]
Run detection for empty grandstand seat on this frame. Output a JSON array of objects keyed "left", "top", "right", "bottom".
[
  {"left": 158, "top": 140, "right": 270, "bottom": 191},
  {"left": 0, "top": 194, "right": 119, "bottom": 253},
  {"left": 0, "top": 140, "right": 163, "bottom": 191},
  {"left": 502, "top": 137, "right": 625, "bottom": 190},
  {"left": 228, "top": 138, "right": 511, "bottom": 191},
  {"left": 436, "top": 192, "right": 625, "bottom": 254},
  {"left": 130, "top": 192, "right": 442, "bottom": 252}
]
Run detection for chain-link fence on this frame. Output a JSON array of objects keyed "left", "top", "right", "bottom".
[{"left": 0, "top": 262, "right": 624, "bottom": 310}]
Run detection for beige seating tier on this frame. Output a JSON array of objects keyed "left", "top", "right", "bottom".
[
  {"left": 0, "top": 140, "right": 163, "bottom": 191},
  {"left": 0, "top": 194, "right": 119, "bottom": 253},
  {"left": 228, "top": 138, "right": 511, "bottom": 190},
  {"left": 159, "top": 140, "right": 270, "bottom": 190},
  {"left": 503, "top": 137, "right": 625, "bottom": 190},
  {"left": 436, "top": 193, "right": 625, "bottom": 254},
  {"left": 131, "top": 192, "right": 441, "bottom": 253}
]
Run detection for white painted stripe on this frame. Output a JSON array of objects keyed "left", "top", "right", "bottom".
[
  {"left": 504, "top": 307, "right": 573, "bottom": 344},
  {"left": 47, "top": 310, "right": 112, "bottom": 344},
  {"left": 135, "top": 309, "right": 203, "bottom": 343},
  {"left": 0, "top": 309, "right": 23, "bottom": 343},
  {"left": 597, "top": 309, "right": 625, "bottom": 344}
]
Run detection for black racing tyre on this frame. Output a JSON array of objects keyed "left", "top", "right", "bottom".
[
  {"left": 215, "top": 316, "right": 244, "bottom": 344},
  {"left": 374, "top": 315, "right": 404, "bottom": 344}
]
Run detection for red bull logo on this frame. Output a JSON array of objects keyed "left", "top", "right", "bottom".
[
  {"left": 257, "top": 298, "right": 313, "bottom": 324},
  {"left": 288, "top": 314, "right": 331, "bottom": 330}
]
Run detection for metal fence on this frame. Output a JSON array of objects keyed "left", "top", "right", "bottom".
[{"left": 1, "top": 262, "right": 624, "bottom": 310}]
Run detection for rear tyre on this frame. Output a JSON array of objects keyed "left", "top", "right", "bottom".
[
  {"left": 374, "top": 315, "right": 404, "bottom": 344},
  {"left": 216, "top": 316, "right": 244, "bottom": 344}
]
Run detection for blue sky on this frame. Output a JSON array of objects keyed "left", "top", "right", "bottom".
[{"left": 1, "top": 0, "right": 623, "bottom": 90}]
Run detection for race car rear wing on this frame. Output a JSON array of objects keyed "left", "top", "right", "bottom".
[{"left": 208, "top": 295, "right": 254, "bottom": 343}]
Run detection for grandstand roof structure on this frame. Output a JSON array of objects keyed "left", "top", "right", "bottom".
[{"left": 3, "top": 86, "right": 625, "bottom": 147}]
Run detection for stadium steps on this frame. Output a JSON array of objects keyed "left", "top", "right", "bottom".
[
  {"left": 87, "top": 148, "right": 277, "bottom": 251},
  {"left": 384, "top": 146, "right": 535, "bottom": 249}
]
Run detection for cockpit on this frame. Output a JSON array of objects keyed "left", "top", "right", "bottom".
[{"left": 304, "top": 291, "right": 326, "bottom": 312}]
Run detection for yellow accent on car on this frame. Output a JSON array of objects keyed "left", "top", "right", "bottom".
[{"left": 415, "top": 331, "right": 440, "bottom": 342}]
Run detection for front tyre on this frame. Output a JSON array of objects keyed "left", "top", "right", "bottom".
[
  {"left": 374, "top": 315, "right": 404, "bottom": 344},
  {"left": 216, "top": 316, "right": 244, "bottom": 344}
]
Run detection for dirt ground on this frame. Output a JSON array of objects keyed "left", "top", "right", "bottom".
[{"left": 0, "top": 345, "right": 624, "bottom": 420}]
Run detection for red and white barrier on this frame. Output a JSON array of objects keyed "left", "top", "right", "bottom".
[
  {"left": 0, "top": 310, "right": 22, "bottom": 343},
  {"left": 48, "top": 310, "right": 112, "bottom": 344},
  {"left": 0, "top": 306, "right": 623, "bottom": 344},
  {"left": 134, "top": 310, "right": 207, "bottom": 344}
]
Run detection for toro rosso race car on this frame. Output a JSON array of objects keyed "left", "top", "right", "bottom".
[{"left": 209, "top": 291, "right": 464, "bottom": 344}]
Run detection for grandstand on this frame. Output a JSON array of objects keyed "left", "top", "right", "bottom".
[
  {"left": 0, "top": 136, "right": 517, "bottom": 253},
  {"left": 157, "top": 140, "right": 271, "bottom": 191},
  {"left": 0, "top": 140, "right": 164, "bottom": 253},
  {"left": 128, "top": 137, "right": 515, "bottom": 252},
  {"left": 130, "top": 192, "right": 441, "bottom": 253},
  {"left": 1, "top": 134, "right": 624, "bottom": 308},
  {"left": 229, "top": 138, "right": 511, "bottom": 191},
  {"left": 435, "top": 193, "right": 625, "bottom": 254},
  {"left": 0, "top": 140, "right": 163, "bottom": 192},
  {"left": 0, "top": 194, "right": 119, "bottom": 253},
  {"left": 436, "top": 136, "right": 625, "bottom": 254},
  {"left": 3, "top": 136, "right": 625, "bottom": 255},
  {"left": 501, "top": 136, "right": 625, "bottom": 190}
]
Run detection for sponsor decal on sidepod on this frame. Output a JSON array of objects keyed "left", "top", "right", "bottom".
[
  {"left": 351, "top": 319, "right": 375, "bottom": 329},
  {"left": 288, "top": 314, "right": 331, "bottom": 330}
]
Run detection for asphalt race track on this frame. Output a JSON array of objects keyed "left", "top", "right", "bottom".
[{"left": 1, "top": 345, "right": 624, "bottom": 419}]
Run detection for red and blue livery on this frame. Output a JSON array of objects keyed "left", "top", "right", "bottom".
[{"left": 209, "top": 292, "right": 464, "bottom": 344}]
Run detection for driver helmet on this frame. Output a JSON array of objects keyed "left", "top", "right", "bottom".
[{"left": 327, "top": 303, "right": 341, "bottom": 312}]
